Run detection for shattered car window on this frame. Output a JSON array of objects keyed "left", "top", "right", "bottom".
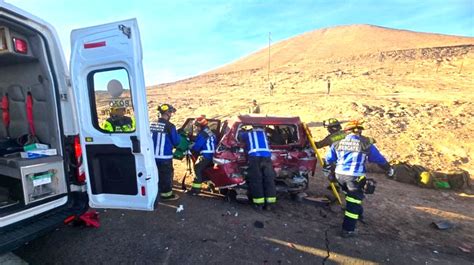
[{"left": 236, "top": 124, "right": 299, "bottom": 145}]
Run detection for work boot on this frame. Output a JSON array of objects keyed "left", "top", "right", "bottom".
[
  {"left": 341, "top": 230, "right": 357, "bottom": 238},
  {"left": 253, "top": 204, "right": 264, "bottom": 211},
  {"left": 161, "top": 194, "right": 179, "bottom": 201}
]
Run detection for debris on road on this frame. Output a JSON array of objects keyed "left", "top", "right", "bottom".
[
  {"left": 458, "top": 243, "right": 472, "bottom": 253},
  {"left": 77, "top": 210, "right": 100, "bottom": 228},
  {"left": 431, "top": 220, "right": 454, "bottom": 230},
  {"left": 176, "top": 204, "right": 184, "bottom": 213}
]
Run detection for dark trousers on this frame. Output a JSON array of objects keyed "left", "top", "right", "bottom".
[
  {"left": 156, "top": 159, "right": 174, "bottom": 197},
  {"left": 192, "top": 157, "right": 213, "bottom": 189},
  {"left": 247, "top": 156, "right": 277, "bottom": 205},
  {"left": 336, "top": 173, "right": 365, "bottom": 232}
]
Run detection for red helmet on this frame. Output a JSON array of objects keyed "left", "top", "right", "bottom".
[{"left": 195, "top": 116, "right": 208, "bottom": 127}]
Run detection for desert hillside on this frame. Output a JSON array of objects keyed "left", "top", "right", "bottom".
[{"left": 147, "top": 24, "right": 474, "bottom": 177}]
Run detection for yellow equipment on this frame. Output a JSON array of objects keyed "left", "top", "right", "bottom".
[{"left": 303, "top": 123, "right": 343, "bottom": 205}]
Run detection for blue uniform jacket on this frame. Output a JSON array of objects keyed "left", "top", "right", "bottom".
[
  {"left": 241, "top": 128, "right": 271, "bottom": 157},
  {"left": 191, "top": 127, "right": 217, "bottom": 160},
  {"left": 325, "top": 134, "right": 387, "bottom": 176},
  {"left": 151, "top": 118, "right": 180, "bottom": 160}
]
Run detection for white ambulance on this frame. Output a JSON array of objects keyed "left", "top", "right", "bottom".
[{"left": 0, "top": 1, "right": 158, "bottom": 252}]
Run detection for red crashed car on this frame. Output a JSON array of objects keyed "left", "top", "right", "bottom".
[{"left": 180, "top": 115, "right": 317, "bottom": 199}]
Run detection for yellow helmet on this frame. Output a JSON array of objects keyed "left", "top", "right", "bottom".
[{"left": 158, "top": 104, "right": 176, "bottom": 114}]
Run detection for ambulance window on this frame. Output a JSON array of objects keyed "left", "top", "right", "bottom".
[{"left": 87, "top": 68, "right": 136, "bottom": 133}]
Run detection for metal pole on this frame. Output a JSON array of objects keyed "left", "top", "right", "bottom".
[{"left": 268, "top": 32, "right": 271, "bottom": 83}]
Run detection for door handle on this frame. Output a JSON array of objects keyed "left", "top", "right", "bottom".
[{"left": 130, "top": 136, "right": 141, "bottom": 153}]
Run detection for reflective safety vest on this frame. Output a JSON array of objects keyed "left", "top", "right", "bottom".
[
  {"left": 151, "top": 118, "right": 180, "bottom": 160},
  {"left": 316, "top": 130, "right": 347, "bottom": 148},
  {"left": 191, "top": 127, "right": 216, "bottom": 160},
  {"left": 325, "top": 134, "right": 388, "bottom": 176},
  {"left": 242, "top": 128, "right": 271, "bottom": 157},
  {"left": 102, "top": 116, "right": 135, "bottom": 132}
]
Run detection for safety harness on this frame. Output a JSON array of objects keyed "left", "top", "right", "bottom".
[
  {"left": 25, "top": 92, "right": 39, "bottom": 143},
  {"left": 1, "top": 94, "right": 10, "bottom": 137}
]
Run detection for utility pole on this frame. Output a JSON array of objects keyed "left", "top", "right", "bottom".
[{"left": 268, "top": 32, "right": 271, "bottom": 83}]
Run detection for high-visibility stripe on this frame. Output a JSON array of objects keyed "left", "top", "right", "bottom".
[
  {"left": 155, "top": 132, "right": 161, "bottom": 155},
  {"left": 266, "top": 197, "right": 277, "bottom": 203},
  {"left": 161, "top": 191, "right": 173, "bottom": 197},
  {"left": 249, "top": 131, "right": 255, "bottom": 150},
  {"left": 345, "top": 196, "right": 362, "bottom": 204},
  {"left": 349, "top": 152, "right": 359, "bottom": 173},
  {"left": 155, "top": 155, "right": 173, "bottom": 159},
  {"left": 253, "top": 197, "right": 265, "bottom": 204},
  {"left": 345, "top": 211, "right": 359, "bottom": 219},
  {"left": 192, "top": 183, "right": 202, "bottom": 188},
  {"left": 248, "top": 148, "right": 271, "bottom": 154},
  {"left": 356, "top": 175, "right": 366, "bottom": 183},
  {"left": 160, "top": 133, "right": 166, "bottom": 156},
  {"left": 253, "top": 131, "right": 260, "bottom": 149}
]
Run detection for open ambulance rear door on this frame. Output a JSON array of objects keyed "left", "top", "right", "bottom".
[{"left": 70, "top": 19, "right": 158, "bottom": 211}]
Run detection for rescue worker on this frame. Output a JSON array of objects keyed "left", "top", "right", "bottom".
[
  {"left": 325, "top": 120, "right": 392, "bottom": 238},
  {"left": 315, "top": 118, "right": 346, "bottom": 148},
  {"left": 102, "top": 106, "right": 135, "bottom": 132},
  {"left": 240, "top": 125, "right": 277, "bottom": 210},
  {"left": 249, "top": 99, "right": 261, "bottom": 114},
  {"left": 190, "top": 116, "right": 217, "bottom": 195},
  {"left": 316, "top": 118, "right": 376, "bottom": 149},
  {"left": 151, "top": 104, "right": 180, "bottom": 201}
]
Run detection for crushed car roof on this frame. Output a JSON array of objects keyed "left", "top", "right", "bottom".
[{"left": 231, "top": 115, "right": 302, "bottom": 125}]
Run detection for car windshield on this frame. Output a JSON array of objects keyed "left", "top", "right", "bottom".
[{"left": 236, "top": 124, "right": 299, "bottom": 145}]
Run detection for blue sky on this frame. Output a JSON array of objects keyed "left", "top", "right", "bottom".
[{"left": 6, "top": 0, "right": 474, "bottom": 86}]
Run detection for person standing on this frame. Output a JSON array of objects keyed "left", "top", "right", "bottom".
[
  {"left": 325, "top": 120, "right": 392, "bottom": 237},
  {"left": 190, "top": 116, "right": 217, "bottom": 195},
  {"left": 151, "top": 104, "right": 180, "bottom": 201},
  {"left": 249, "top": 99, "right": 261, "bottom": 114},
  {"left": 241, "top": 125, "right": 277, "bottom": 210},
  {"left": 327, "top": 79, "right": 331, "bottom": 95},
  {"left": 315, "top": 118, "right": 345, "bottom": 149},
  {"left": 101, "top": 106, "right": 135, "bottom": 132}
]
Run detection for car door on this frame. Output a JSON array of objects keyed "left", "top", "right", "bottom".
[
  {"left": 180, "top": 118, "right": 221, "bottom": 141},
  {"left": 70, "top": 19, "right": 158, "bottom": 210}
]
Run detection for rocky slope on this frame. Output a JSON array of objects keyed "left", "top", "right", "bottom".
[{"left": 147, "top": 24, "right": 474, "bottom": 176}]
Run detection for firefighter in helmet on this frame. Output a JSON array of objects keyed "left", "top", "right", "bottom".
[
  {"left": 190, "top": 116, "right": 217, "bottom": 195},
  {"left": 315, "top": 118, "right": 345, "bottom": 148},
  {"left": 150, "top": 103, "right": 180, "bottom": 201},
  {"left": 324, "top": 120, "right": 393, "bottom": 238},
  {"left": 102, "top": 105, "right": 135, "bottom": 132}
]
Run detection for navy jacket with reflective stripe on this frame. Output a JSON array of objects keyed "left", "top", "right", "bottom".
[
  {"left": 242, "top": 128, "right": 271, "bottom": 157},
  {"left": 151, "top": 118, "right": 180, "bottom": 160},
  {"left": 191, "top": 127, "right": 217, "bottom": 159}
]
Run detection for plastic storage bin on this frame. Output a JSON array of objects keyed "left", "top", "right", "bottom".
[{"left": 20, "top": 161, "right": 66, "bottom": 205}]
